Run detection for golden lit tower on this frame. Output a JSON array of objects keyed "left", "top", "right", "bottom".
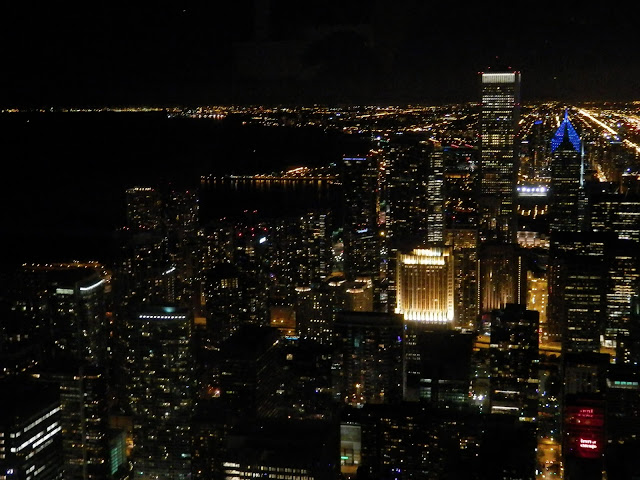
[{"left": 395, "top": 247, "right": 454, "bottom": 324}]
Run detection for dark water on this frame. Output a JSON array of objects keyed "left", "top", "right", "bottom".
[{"left": 0, "top": 111, "right": 369, "bottom": 268}]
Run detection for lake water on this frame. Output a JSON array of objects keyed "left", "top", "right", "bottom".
[{"left": 0, "top": 111, "right": 369, "bottom": 268}]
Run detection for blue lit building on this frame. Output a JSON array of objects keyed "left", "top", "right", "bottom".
[{"left": 549, "top": 110, "right": 586, "bottom": 233}]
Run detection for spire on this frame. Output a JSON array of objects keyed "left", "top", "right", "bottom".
[{"left": 551, "top": 109, "right": 581, "bottom": 153}]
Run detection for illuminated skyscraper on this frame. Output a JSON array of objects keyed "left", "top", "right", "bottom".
[
  {"left": 395, "top": 247, "right": 454, "bottom": 324},
  {"left": 549, "top": 110, "right": 586, "bottom": 233},
  {"left": 478, "top": 70, "right": 521, "bottom": 243}
]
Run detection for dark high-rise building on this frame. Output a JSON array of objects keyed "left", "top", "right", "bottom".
[
  {"left": 202, "top": 263, "right": 244, "bottom": 346},
  {"left": 488, "top": 304, "right": 539, "bottom": 420},
  {"left": 382, "top": 136, "right": 431, "bottom": 249},
  {"left": 266, "top": 211, "right": 332, "bottom": 303},
  {"left": 0, "top": 379, "right": 63, "bottom": 480},
  {"left": 294, "top": 284, "right": 335, "bottom": 346},
  {"left": 125, "top": 187, "right": 163, "bottom": 231},
  {"left": 605, "top": 364, "right": 640, "bottom": 446},
  {"left": 332, "top": 311, "right": 403, "bottom": 407},
  {"left": 548, "top": 231, "right": 611, "bottom": 352},
  {"left": 124, "top": 305, "right": 195, "bottom": 480},
  {"left": 410, "top": 329, "right": 474, "bottom": 407},
  {"left": 164, "top": 188, "right": 200, "bottom": 304},
  {"left": 12, "top": 263, "right": 109, "bottom": 367},
  {"left": 478, "top": 70, "right": 521, "bottom": 243},
  {"left": 353, "top": 403, "right": 479, "bottom": 479},
  {"left": 341, "top": 154, "right": 380, "bottom": 280},
  {"left": 219, "top": 324, "right": 283, "bottom": 419},
  {"left": 112, "top": 229, "right": 173, "bottom": 308},
  {"left": 549, "top": 110, "right": 586, "bottom": 234},
  {"left": 222, "top": 418, "right": 339, "bottom": 480}
]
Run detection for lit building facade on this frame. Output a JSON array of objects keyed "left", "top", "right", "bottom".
[
  {"left": 478, "top": 243, "right": 523, "bottom": 314},
  {"left": 478, "top": 71, "right": 521, "bottom": 243},
  {"left": 526, "top": 270, "right": 548, "bottom": 335},
  {"left": 589, "top": 191, "right": 640, "bottom": 243},
  {"left": 0, "top": 380, "right": 63, "bottom": 480},
  {"left": 395, "top": 248, "right": 454, "bottom": 324},
  {"left": 445, "top": 228, "right": 478, "bottom": 328}
]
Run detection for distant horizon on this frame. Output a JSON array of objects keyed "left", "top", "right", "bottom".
[{"left": 2, "top": 97, "right": 639, "bottom": 111}]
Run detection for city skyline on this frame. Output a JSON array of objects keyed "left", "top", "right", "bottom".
[{"left": 2, "top": 48, "right": 640, "bottom": 478}]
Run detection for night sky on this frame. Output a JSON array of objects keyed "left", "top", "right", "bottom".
[{"left": 2, "top": 1, "right": 639, "bottom": 107}]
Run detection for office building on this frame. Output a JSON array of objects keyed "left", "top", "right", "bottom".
[
  {"left": 222, "top": 419, "right": 338, "bottom": 480},
  {"left": 426, "top": 146, "right": 445, "bottom": 244},
  {"left": 13, "top": 263, "right": 109, "bottom": 367},
  {"left": 341, "top": 154, "right": 380, "bottom": 280},
  {"left": 408, "top": 329, "right": 474, "bottom": 406},
  {"left": 382, "top": 136, "right": 431, "bottom": 249},
  {"left": 33, "top": 361, "right": 109, "bottom": 480},
  {"left": 604, "top": 240, "right": 640, "bottom": 362},
  {"left": 219, "top": 324, "right": 283, "bottom": 419},
  {"left": 548, "top": 232, "right": 611, "bottom": 354},
  {"left": 124, "top": 305, "right": 194, "bottom": 480},
  {"left": 395, "top": 247, "right": 454, "bottom": 324},
  {"left": 332, "top": 312, "right": 404, "bottom": 407},
  {"left": 478, "top": 70, "right": 521, "bottom": 243},
  {"left": 563, "top": 393, "right": 605, "bottom": 480},
  {"left": 589, "top": 190, "right": 640, "bottom": 243},
  {"left": 445, "top": 228, "right": 479, "bottom": 328},
  {"left": 478, "top": 243, "right": 523, "bottom": 314},
  {"left": 549, "top": 110, "right": 586, "bottom": 233},
  {"left": 488, "top": 304, "right": 539, "bottom": 420},
  {"left": 0, "top": 379, "right": 63, "bottom": 480},
  {"left": 125, "top": 187, "right": 163, "bottom": 231}
]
